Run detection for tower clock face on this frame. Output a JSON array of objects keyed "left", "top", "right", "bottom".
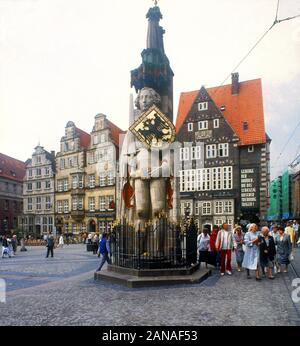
[{"left": 129, "top": 105, "right": 176, "bottom": 149}]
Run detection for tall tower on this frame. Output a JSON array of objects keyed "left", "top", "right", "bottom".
[{"left": 130, "top": 4, "right": 174, "bottom": 122}]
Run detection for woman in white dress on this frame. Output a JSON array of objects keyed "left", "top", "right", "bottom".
[
  {"left": 57, "top": 235, "right": 64, "bottom": 249},
  {"left": 242, "top": 223, "right": 261, "bottom": 280}
]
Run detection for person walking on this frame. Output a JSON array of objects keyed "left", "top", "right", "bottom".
[
  {"left": 215, "top": 223, "right": 234, "bottom": 276},
  {"left": 198, "top": 228, "right": 210, "bottom": 268},
  {"left": 209, "top": 225, "right": 220, "bottom": 268},
  {"left": 11, "top": 235, "right": 17, "bottom": 256},
  {"left": 270, "top": 224, "right": 280, "bottom": 273},
  {"left": 1, "top": 235, "right": 11, "bottom": 258},
  {"left": 242, "top": 223, "right": 261, "bottom": 280},
  {"left": 285, "top": 221, "right": 296, "bottom": 249},
  {"left": 275, "top": 226, "right": 292, "bottom": 273},
  {"left": 46, "top": 233, "right": 55, "bottom": 258},
  {"left": 57, "top": 234, "right": 64, "bottom": 249},
  {"left": 293, "top": 220, "right": 299, "bottom": 245},
  {"left": 259, "top": 226, "right": 276, "bottom": 279},
  {"left": 96, "top": 233, "right": 111, "bottom": 272},
  {"left": 233, "top": 226, "right": 245, "bottom": 272}
]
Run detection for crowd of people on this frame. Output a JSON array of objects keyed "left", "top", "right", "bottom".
[{"left": 197, "top": 220, "right": 299, "bottom": 280}]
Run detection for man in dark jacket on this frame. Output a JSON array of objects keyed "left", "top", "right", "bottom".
[
  {"left": 46, "top": 234, "right": 55, "bottom": 258},
  {"left": 96, "top": 233, "right": 111, "bottom": 271},
  {"left": 259, "top": 226, "right": 276, "bottom": 279}
]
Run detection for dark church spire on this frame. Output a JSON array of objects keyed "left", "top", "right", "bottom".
[{"left": 130, "top": 4, "right": 174, "bottom": 121}]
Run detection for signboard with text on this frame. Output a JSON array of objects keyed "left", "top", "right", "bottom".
[{"left": 240, "top": 167, "right": 259, "bottom": 209}]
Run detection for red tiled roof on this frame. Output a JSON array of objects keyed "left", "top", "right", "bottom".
[
  {"left": 0, "top": 153, "right": 26, "bottom": 182},
  {"left": 75, "top": 127, "right": 91, "bottom": 149},
  {"left": 107, "top": 120, "right": 126, "bottom": 147},
  {"left": 176, "top": 79, "right": 266, "bottom": 146}
]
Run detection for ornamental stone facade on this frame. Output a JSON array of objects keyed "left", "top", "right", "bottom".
[{"left": 20, "top": 146, "right": 56, "bottom": 235}]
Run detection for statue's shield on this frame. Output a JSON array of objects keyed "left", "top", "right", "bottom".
[{"left": 129, "top": 105, "right": 176, "bottom": 149}]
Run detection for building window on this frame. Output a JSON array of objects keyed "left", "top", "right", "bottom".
[
  {"left": 72, "top": 176, "right": 78, "bottom": 189},
  {"left": 107, "top": 172, "right": 115, "bottom": 185},
  {"left": 28, "top": 198, "right": 32, "bottom": 211},
  {"left": 187, "top": 123, "right": 193, "bottom": 132},
  {"left": 27, "top": 183, "right": 32, "bottom": 192},
  {"left": 213, "top": 119, "right": 219, "bottom": 128},
  {"left": 58, "top": 180, "right": 63, "bottom": 192},
  {"left": 28, "top": 169, "right": 33, "bottom": 179},
  {"left": 107, "top": 196, "right": 114, "bottom": 210},
  {"left": 60, "top": 159, "right": 65, "bottom": 169},
  {"left": 72, "top": 197, "right": 78, "bottom": 211},
  {"left": 206, "top": 144, "right": 217, "bottom": 159},
  {"left": 195, "top": 202, "right": 200, "bottom": 216},
  {"left": 45, "top": 180, "right": 51, "bottom": 189},
  {"left": 198, "top": 102, "right": 208, "bottom": 111},
  {"left": 78, "top": 197, "right": 83, "bottom": 210},
  {"left": 63, "top": 200, "right": 69, "bottom": 213},
  {"left": 89, "top": 152, "right": 95, "bottom": 164},
  {"left": 63, "top": 179, "right": 69, "bottom": 191},
  {"left": 179, "top": 171, "right": 185, "bottom": 192},
  {"left": 88, "top": 197, "right": 95, "bottom": 212},
  {"left": 248, "top": 145, "right": 254, "bottom": 153},
  {"left": 198, "top": 121, "right": 208, "bottom": 130},
  {"left": 202, "top": 202, "right": 211, "bottom": 215},
  {"left": 78, "top": 175, "right": 84, "bottom": 188},
  {"left": 215, "top": 201, "right": 223, "bottom": 214},
  {"left": 99, "top": 196, "right": 106, "bottom": 211},
  {"left": 224, "top": 200, "right": 233, "bottom": 214},
  {"left": 218, "top": 143, "right": 229, "bottom": 157},
  {"left": 36, "top": 168, "right": 41, "bottom": 177},
  {"left": 223, "top": 166, "right": 232, "bottom": 190},
  {"left": 191, "top": 146, "right": 201, "bottom": 160},
  {"left": 89, "top": 175, "right": 95, "bottom": 188},
  {"left": 180, "top": 201, "right": 192, "bottom": 216},
  {"left": 212, "top": 168, "right": 222, "bottom": 190},
  {"left": 243, "top": 122, "right": 249, "bottom": 130},
  {"left": 36, "top": 181, "right": 41, "bottom": 190},
  {"left": 215, "top": 219, "right": 224, "bottom": 227},
  {"left": 45, "top": 167, "right": 50, "bottom": 176},
  {"left": 57, "top": 201, "right": 63, "bottom": 213},
  {"left": 45, "top": 197, "right": 51, "bottom": 210},
  {"left": 93, "top": 135, "right": 98, "bottom": 145},
  {"left": 36, "top": 197, "right": 41, "bottom": 210},
  {"left": 99, "top": 173, "right": 106, "bottom": 187},
  {"left": 180, "top": 147, "right": 189, "bottom": 161}
]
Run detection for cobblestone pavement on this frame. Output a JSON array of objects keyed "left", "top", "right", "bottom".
[{"left": 0, "top": 244, "right": 299, "bottom": 326}]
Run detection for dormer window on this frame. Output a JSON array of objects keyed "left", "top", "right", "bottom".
[
  {"left": 188, "top": 123, "right": 193, "bottom": 132},
  {"left": 198, "top": 102, "right": 208, "bottom": 111},
  {"left": 220, "top": 105, "right": 226, "bottom": 111},
  {"left": 243, "top": 121, "right": 249, "bottom": 130}
]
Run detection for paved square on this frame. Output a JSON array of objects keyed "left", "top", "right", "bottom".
[{"left": 0, "top": 244, "right": 299, "bottom": 326}]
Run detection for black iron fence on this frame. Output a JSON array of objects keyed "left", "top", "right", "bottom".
[{"left": 109, "top": 219, "right": 197, "bottom": 270}]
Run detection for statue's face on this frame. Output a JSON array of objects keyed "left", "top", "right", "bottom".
[{"left": 138, "top": 89, "right": 155, "bottom": 111}]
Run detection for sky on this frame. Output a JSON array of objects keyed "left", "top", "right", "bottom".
[{"left": 0, "top": 0, "right": 300, "bottom": 179}]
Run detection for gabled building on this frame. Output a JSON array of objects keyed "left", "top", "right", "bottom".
[
  {"left": 176, "top": 73, "right": 271, "bottom": 230},
  {"left": 55, "top": 121, "right": 91, "bottom": 235},
  {"left": 0, "top": 153, "right": 26, "bottom": 234},
  {"left": 84, "top": 114, "right": 125, "bottom": 233},
  {"left": 20, "top": 145, "right": 56, "bottom": 236}
]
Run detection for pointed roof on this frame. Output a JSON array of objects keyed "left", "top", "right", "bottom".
[
  {"left": 106, "top": 120, "right": 126, "bottom": 147},
  {"left": 176, "top": 78, "right": 267, "bottom": 146},
  {"left": 0, "top": 153, "right": 26, "bottom": 183},
  {"left": 75, "top": 127, "right": 91, "bottom": 149}
]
